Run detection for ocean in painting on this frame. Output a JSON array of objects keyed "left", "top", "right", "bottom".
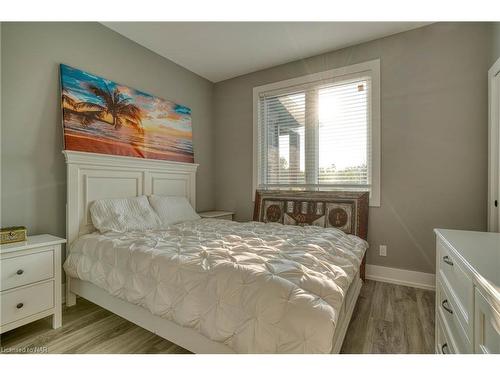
[{"left": 60, "top": 64, "right": 194, "bottom": 163}]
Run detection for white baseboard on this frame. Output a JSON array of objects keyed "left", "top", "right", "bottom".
[{"left": 365, "top": 264, "right": 435, "bottom": 291}]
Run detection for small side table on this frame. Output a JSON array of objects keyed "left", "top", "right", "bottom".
[
  {"left": 0, "top": 234, "right": 66, "bottom": 333},
  {"left": 198, "top": 211, "right": 234, "bottom": 221}
]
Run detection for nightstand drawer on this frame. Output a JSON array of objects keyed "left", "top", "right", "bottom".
[
  {"left": 1, "top": 250, "right": 54, "bottom": 291},
  {"left": 1, "top": 280, "right": 54, "bottom": 326}
]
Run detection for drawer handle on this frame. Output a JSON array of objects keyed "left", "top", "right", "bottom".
[
  {"left": 16, "top": 303, "right": 24, "bottom": 309},
  {"left": 16, "top": 269, "right": 24, "bottom": 275},
  {"left": 443, "top": 256, "right": 454, "bottom": 266},
  {"left": 442, "top": 299, "right": 453, "bottom": 314},
  {"left": 441, "top": 343, "right": 449, "bottom": 354}
]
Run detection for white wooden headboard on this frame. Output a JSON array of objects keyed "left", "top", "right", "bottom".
[{"left": 63, "top": 151, "right": 198, "bottom": 246}]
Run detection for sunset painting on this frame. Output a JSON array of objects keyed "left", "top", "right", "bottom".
[{"left": 60, "top": 64, "right": 194, "bottom": 163}]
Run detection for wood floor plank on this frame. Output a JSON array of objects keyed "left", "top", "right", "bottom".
[
  {"left": 0, "top": 280, "right": 435, "bottom": 354},
  {"left": 339, "top": 281, "right": 375, "bottom": 353},
  {"left": 397, "top": 285, "right": 429, "bottom": 354}
]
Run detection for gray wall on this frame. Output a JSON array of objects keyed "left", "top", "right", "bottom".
[
  {"left": 213, "top": 23, "right": 492, "bottom": 274},
  {"left": 493, "top": 22, "right": 500, "bottom": 62},
  {"left": 1, "top": 22, "right": 215, "bottom": 239}
]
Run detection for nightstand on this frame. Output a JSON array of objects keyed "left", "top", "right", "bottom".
[
  {"left": 198, "top": 211, "right": 234, "bottom": 221},
  {"left": 0, "top": 234, "right": 66, "bottom": 333}
]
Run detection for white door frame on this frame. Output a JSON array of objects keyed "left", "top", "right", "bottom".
[{"left": 488, "top": 57, "right": 500, "bottom": 232}]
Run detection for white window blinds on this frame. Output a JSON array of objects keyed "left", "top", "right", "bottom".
[
  {"left": 318, "top": 79, "right": 370, "bottom": 186},
  {"left": 258, "top": 91, "right": 306, "bottom": 186},
  {"left": 254, "top": 61, "right": 380, "bottom": 205},
  {"left": 257, "top": 75, "right": 372, "bottom": 191}
]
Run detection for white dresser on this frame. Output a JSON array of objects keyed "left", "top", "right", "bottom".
[
  {"left": 434, "top": 229, "right": 499, "bottom": 354},
  {"left": 0, "top": 234, "right": 66, "bottom": 333}
]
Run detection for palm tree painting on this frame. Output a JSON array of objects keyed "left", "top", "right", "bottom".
[{"left": 60, "top": 64, "right": 194, "bottom": 163}]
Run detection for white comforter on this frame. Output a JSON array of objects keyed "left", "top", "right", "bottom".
[{"left": 63, "top": 219, "right": 368, "bottom": 353}]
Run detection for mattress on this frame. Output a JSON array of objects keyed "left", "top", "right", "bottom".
[{"left": 63, "top": 219, "right": 368, "bottom": 353}]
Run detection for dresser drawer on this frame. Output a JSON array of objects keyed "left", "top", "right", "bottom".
[
  {"left": 437, "top": 240, "right": 473, "bottom": 331},
  {"left": 436, "top": 311, "right": 455, "bottom": 354},
  {"left": 0, "top": 280, "right": 54, "bottom": 326},
  {"left": 436, "top": 278, "right": 472, "bottom": 353},
  {"left": 1, "top": 250, "right": 54, "bottom": 291}
]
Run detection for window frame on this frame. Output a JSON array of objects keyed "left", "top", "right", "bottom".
[{"left": 252, "top": 59, "right": 381, "bottom": 207}]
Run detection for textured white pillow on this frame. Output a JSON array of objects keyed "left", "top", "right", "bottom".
[
  {"left": 148, "top": 195, "right": 200, "bottom": 227},
  {"left": 90, "top": 196, "right": 162, "bottom": 233}
]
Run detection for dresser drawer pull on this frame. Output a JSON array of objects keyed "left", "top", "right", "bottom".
[
  {"left": 442, "top": 256, "right": 454, "bottom": 266},
  {"left": 16, "top": 302, "right": 24, "bottom": 309},
  {"left": 441, "top": 343, "right": 449, "bottom": 354},
  {"left": 16, "top": 269, "right": 24, "bottom": 275},
  {"left": 441, "top": 299, "right": 453, "bottom": 314}
]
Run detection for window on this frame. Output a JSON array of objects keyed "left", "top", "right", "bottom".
[{"left": 253, "top": 60, "right": 380, "bottom": 206}]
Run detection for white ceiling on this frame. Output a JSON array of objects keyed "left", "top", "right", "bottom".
[{"left": 103, "top": 22, "right": 430, "bottom": 82}]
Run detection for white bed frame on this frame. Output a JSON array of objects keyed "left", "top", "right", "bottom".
[{"left": 63, "top": 150, "right": 361, "bottom": 354}]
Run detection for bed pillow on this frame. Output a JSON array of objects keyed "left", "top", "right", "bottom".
[
  {"left": 148, "top": 195, "right": 200, "bottom": 227},
  {"left": 90, "top": 196, "right": 162, "bottom": 233}
]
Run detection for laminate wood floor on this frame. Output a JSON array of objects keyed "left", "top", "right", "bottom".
[{"left": 0, "top": 280, "right": 435, "bottom": 354}]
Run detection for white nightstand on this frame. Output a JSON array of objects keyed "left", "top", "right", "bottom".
[
  {"left": 198, "top": 211, "right": 234, "bottom": 221},
  {"left": 0, "top": 234, "right": 66, "bottom": 333}
]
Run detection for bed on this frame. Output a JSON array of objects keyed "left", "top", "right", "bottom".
[
  {"left": 253, "top": 190, "right": 369, "bottom": 280},
  {"left": 62, "top": 151, "right": 369, "bottom": 353}
]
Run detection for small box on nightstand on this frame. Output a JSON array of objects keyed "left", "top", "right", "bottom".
[{"left": 198, "top": 211, "right": 234, "bottom": 221}]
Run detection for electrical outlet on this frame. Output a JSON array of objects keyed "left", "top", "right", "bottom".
[{"left": 379, "top": 245, "right": 387, "bottom": 257}]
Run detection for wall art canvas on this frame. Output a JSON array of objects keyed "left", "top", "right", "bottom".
[{"left": 60, "top": 64, "right": 194, "bottom": 163}]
